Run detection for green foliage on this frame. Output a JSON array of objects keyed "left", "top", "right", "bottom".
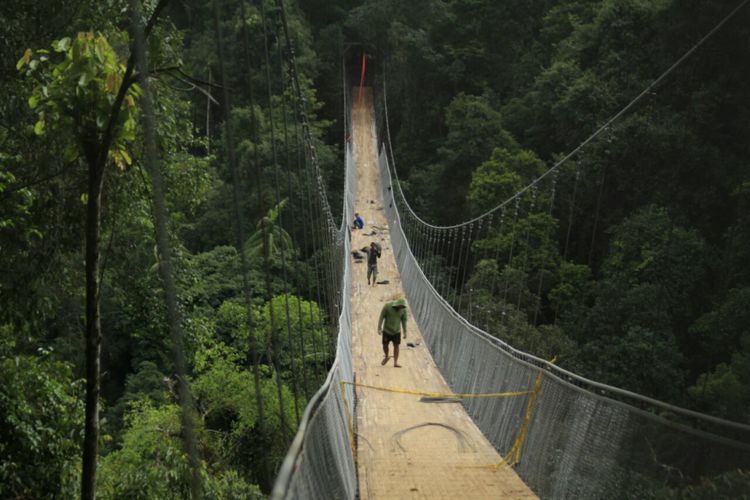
[
  {"left": 257, "top": 294, "right": 328, "bottom": 361},
  {"left": 475, "top": 210, "right": 560, "bottom": 281},
  {"left": 2, "top": 0, "right": 339, "bottom": 495},
  {"left": 19, "top": 32, "right": 141, "bottom": 169},
  {"left": 185, "top": 245, "right": 244, "bottom": 309},
  {"left": 464, "top": 260, "right": 576, "bottom": 360},
  {"left": 4, "top": 0, "right": 750, "bottom": 494},
  {"left": 575, "top": 324, "right": 685, "bottom": 399},
  {"left": 0, "top": 326, "right": 84, "bottom": 499},
  {"left": 104, "top": 361, "right": 169, "bottom": 447},
  {"left": 688, "top": 332, "right": 750, "bottom": 422},
  {"left": 98, "top": 402, "right": 262, "bottom": 499},
  {"left": 468, "top": 148, "right": 546, "bottom": 215},
  {"left": 191, "top": 314, "right": 301, "bottom": 484},
  {"left": 658, "top": 469, "right": 750, "bottom": 500},
  {"left": 214, "top": 293, "right": 328, "bottom": 375},
  {"left": 688, "top": 287, "right": 750, "bottom": 373},
  {"left": 559, "top": 206, "right": 710, "bottom": 399},
  {"left": 246, "top": 198, "right": 297, "bottom": 265},
  {"left": 344, "top": 0, "right": 750, "bottom": 419},
  {"left": 427, "top": 93, "right": 518, "bottom": 221},
  {"left": 548, "top": 261, "right": 594, "bottom": 330},
  {"left": 0, "top": 169, "right": 35, "bottom": 231},
  {"left": 98, "top": 403, "right": 192, "bottom": 499}
]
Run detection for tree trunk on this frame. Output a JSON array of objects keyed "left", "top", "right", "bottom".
[
  {"left": 78, "top": 4, "right": 169, "bottom": 498},
  {"left": 81, "top": 146, "right": 105, "bottom": 500},
  {"left": 130, "top": 1, "right": 203, "bottom": 496}
]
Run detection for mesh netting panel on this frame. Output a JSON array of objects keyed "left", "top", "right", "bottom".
[
  {"left": 271, "top": 144, "right": 357, "bottom": 500},
  {"left": 377, "top": 147, "right": 750, "bottom": 499}
]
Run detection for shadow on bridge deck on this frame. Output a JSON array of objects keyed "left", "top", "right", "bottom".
[{"left": 349, "top": 87, "right": 537, "bottom": 499}]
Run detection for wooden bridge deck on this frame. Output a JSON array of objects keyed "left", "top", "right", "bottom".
[{"left": 349, "top": 88, "right": 537, "bottom": 499}]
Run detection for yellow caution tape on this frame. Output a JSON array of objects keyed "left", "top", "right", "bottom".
[
  {"left": 342, "top": 380, "right": 533, "bottom": 399},
  {"left": 340, "top": 357, "right": 555, "bottom": 469},
  {"left": 500, "top": 357, "right": 555, "bottom": 468},
  {"left": 340, "top": 381, "right": 357, "bottom": 464}
]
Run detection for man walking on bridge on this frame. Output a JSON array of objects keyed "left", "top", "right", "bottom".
[
  {"left": 378, "top": 296, "right": 407, "bottom": 367},
  {"left": 361, "top": 241, "right": 381, "bottom": 285}
]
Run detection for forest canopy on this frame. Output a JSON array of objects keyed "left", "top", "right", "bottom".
[{"left": 2, "top": 0, "right": 749, "bottom": 497}]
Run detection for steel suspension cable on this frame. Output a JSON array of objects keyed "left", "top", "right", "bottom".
[
  {"left": 533, "top": 170, "right": 559, "bottom": 325},
  {"left": 587, "top": 164, "right": 607, "bottom": 268},
  {"left": 563, "top": 163, "right": 581, "bottom": 262},
  {"left": 502, "top": 197, "right": 521, "bottom": 304},
  {"left": 516, "top": 185, "right": 538, "bottom": 310},
  {"left": 291, "top": 110, "right": 316, "bottom": 397},
  {"left": 444, "top": 227, "right": 458, "bottom": 299},
  {"left": 298, "top": 116, "right": 332, "bottom": 368},
  {"left": 274, "top": 14, "right": 303, "bottom": 423},
  {"left": 259, "top": 0, "right": 291, "bottom": 438},
  {"left": 457, "top": 219, "right": 480, "bottom": 314},
  {"left": 469, "top": 213, "right": 494, "bottom": 323},
  {"left": 236, "top": 0, "right": 272, "bottom": 482},
  {"left": 283, "top": 74, "right": 311, "bottom": 402},
  {"left": 450, "top": 225, "right": 467, "bottom": 307},
  {"left": 485, "top": 211, "right": 506, "bottom": 330}
]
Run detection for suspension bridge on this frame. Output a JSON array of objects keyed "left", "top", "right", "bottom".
[
  {"left": 263, "top": 4, "right": 750, "bottom": 497},
  {"left": 128, "top": 0, "right": 750, "bottom": 497},
  {"left": 267, "top": 81, "right": 750, "bottom": 498},
  {"left": 9, "top": 0, "right": 750, "bottom": 497}
]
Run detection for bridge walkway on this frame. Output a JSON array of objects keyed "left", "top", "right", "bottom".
[{"left": 349, "top": 88, "right": 537, "bottom": 499}]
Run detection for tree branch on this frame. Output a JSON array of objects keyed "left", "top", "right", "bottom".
[
  {"left": 6, "top": 168, "right": 69, "bottom": 193},
  {"left": 96, "top": 0, "right": 171, "bottom": 173}
]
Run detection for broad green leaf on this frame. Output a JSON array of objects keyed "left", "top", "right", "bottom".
[
  {"left": 34, "top": 119, "right": 45, "bottom": 136},
  {"left": 28, "top": 95, "right": 38, "bottom": 109},
  {"left": 16, "top": 48, "right": 32, "bottom": 70},
  {"left": 56, "top": 37, "right": 71, "bottom": 52},
  {"left": 63, "top": 144, "right": 79, "bottom": 162},
  {"left": 119, "top": 149, "right": 132, "bottom": 166},
  {"left": 105, "top": 73, "right": 118, "bottom": 93}
]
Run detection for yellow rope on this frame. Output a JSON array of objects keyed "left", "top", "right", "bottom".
[
  {"left": 340, "top": 381, "right": 357, "bottom": 463},
  {"left": 341, "top": 380, "right": 532, "bottom": 399},
  {"left": 498, "top": 358, "right": 556, "bottom": 468}
]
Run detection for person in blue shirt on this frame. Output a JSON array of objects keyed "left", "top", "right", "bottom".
[{"left": 353, "top": 212, "right": 364, "bottom": 230}]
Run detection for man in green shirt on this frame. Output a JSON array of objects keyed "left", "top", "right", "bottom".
[{"left": 377, "top": 297, "right": 407, "bottom": 367}]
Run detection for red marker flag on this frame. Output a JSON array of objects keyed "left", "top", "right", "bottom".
[{"left": 358, "top": 53, "right": 367, "bottom": 104}]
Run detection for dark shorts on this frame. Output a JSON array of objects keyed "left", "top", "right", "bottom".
[{"left": 382, "top": 331, "right": 401, "bottom": 346}]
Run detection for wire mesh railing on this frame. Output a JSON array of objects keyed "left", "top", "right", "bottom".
[
  {"left": 270, "top": 139, "right": 357, "bottom": 500},
  {"left": 376, "top": 115, "right": 750, "bottom": 499}
]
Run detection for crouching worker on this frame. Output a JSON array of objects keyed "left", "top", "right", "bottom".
[
  {"left": 377, "top": 296, "right": 407, "bottom": 367},
  {"left": 353, "top": 212, "right": 364, "bottom": 230}
]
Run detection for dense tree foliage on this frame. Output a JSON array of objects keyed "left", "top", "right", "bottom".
[
  {"left": 2, "top": 0, "right": 336, "bottom": 496},
  {"left": 2, "top": 0, "right": 750, "bottom": 496}
]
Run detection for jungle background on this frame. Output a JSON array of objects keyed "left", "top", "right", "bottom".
[{"left": 1, "top": 0, "right": 749, "bottom": 497}]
